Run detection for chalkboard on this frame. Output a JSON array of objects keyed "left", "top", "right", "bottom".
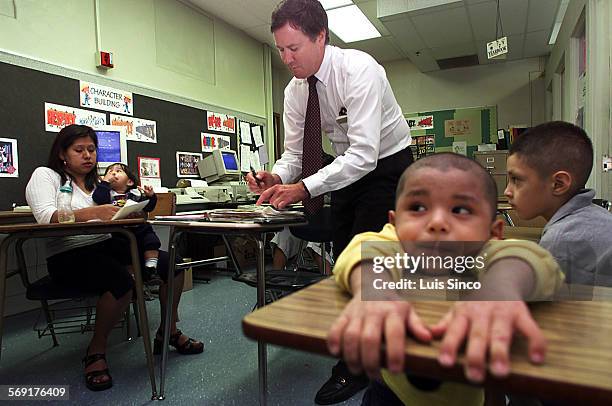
[{"left": 0, "top": 61, "right": 255, "bottom": 210}]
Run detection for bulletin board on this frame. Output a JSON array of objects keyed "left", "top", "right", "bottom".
[
  {"left": 0, "top": 60, "right": 265, "bottom": 210},
  {"left": 404, "top": 106, "right": 498, "bottom": 159}
]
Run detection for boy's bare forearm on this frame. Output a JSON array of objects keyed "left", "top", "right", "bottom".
[{"left": 473, "top": 258, "right": 536, "bottom": 300}]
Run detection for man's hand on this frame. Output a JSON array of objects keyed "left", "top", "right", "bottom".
[
  {"left": 256, "top": 182, "right": 308, "bottom": 209},
  {"left": 246, "top": 170, "right": 280, "bottom": 194},
  {"left": 327, "top": 296, "right": 431, "bottom": 379},
  {"left": 430, "top": 301, "right": 546, "bottom": 383}
]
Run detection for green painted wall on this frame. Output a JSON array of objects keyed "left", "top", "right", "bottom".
[{"left": 0, "top": 0, "right": 268, "bottom": 118}]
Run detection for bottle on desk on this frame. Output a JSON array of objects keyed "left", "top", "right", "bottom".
[{"left": 57, "top": 182, "right": 75, "bottom": 223}]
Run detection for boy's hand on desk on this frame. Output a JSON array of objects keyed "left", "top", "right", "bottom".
[
  {"left": 430, "top": 301, "right": 546, "bottom": 383},
  {"left": 327, "top": 296, "right": 432, "bottom": 380}
]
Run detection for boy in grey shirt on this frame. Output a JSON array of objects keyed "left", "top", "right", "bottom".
[{"left": 504, "top": 121, "right": 612, "bottom": 287}]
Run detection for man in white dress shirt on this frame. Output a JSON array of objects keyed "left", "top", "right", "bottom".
[{"left": 246, "top": 1, "right": 414, "bottom": 404}]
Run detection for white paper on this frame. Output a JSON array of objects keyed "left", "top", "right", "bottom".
[
  {"left": 477, "top": 144, "right": 497, "bottom": 152},
  {"left": 240, "top": 122, "right": 253, "bottom": 144},
  {"left": 240, "top": 145, "right": 252, "bottom": 172},
  {"left": 452, "top": 141, "right": 467, "bottom": 156},
  {"left": 252, "top": 126, "right": 264, "bottom": 148},
  {"left": 250, "top": 150, "right": 261, "bottom": 171},
  {"left": 258, "top": 146, "right": 269, "bottom": 166},
  {"left": 140, "top": 178, "right": 161, "bottom": 189},
  {"left": 497, "top": 129, "right": 505, "bottom": 140},
  {"left": 111, "top": 199, "right": 150, "bottom": 220}
]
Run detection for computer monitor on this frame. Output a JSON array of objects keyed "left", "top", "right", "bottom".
[
  {"left": 197, "top": 149, "right": 240, "bottom": 183},
  {"left": 94, "top": 125, "right": 128, "bottom": 174}
]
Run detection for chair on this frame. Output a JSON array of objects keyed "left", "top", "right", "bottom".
[
  {"left": 147, "top": 192, "right": 177, "bottom": 219},
  {"left": 592, "top": 199, "right": 612, "bottom": 211},
  {"left": 14, "top": 239, "right": 139, "bottom": 346},
  {"left": 289, "top": 207, "right": 334, "bottom": 275},
  {"left": 232, "top": 207, "right": 333, "bottom": 304}
]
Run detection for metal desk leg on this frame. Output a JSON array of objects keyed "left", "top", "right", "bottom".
[
  {"left": 255, "top": 235, "right": 267, "bottom": 406},
  {"left": 119, "top": 230, "right": 158, "bottom": 400},
  {"left": 159, "top": 227, "right": 178, "bottom": 400},
  {"left": 0, "top": 234, "right": 17, "bottom": 361}
]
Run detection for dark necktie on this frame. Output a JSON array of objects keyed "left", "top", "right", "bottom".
[{"left": 302, "top": 75, "right": 324, "bottom": 214}]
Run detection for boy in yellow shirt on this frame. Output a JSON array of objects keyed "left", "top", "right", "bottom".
[{"left": 327, "top": 152, "right": 564, "bottom": 405}]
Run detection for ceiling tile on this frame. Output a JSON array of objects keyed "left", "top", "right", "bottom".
[
  {"left": 468, "top": 0, "right": 528, "bottom": 41},
  {"left": 411, "top": 6, "right": 473, "bottom": 48},
  {"left": 406, "top": 48, "right": 441, "bottom": 72},
  {"left": 523, "top": 30, "right": 553, "bottom": 58},
  {"left": 356, "top": 0, "right": 391, "bottom": 36},
  {"left": 243, "top": 23, "right": 275, "bottom": 46},
  {"left": 380, "top": 17, "right": 426, "bottom": 53},
  {"left": 189, "top": 0, "right": 265, "bottom": 30},
  {"left": 350, "top": 36, "right": 406, "bottom": 63},
  {"left": 527, "top": 0, "right": 560, "bottom": 32}
]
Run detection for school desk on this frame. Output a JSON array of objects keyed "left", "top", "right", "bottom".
[
  {"left": 243, "top": 278, "right": 612, "bottom": 405},
  {"left": 0, "top": 219, "right": 158, "bottom": 399}
]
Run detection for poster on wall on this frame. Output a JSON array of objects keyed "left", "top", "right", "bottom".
[
  {"left": 0, "top": 137, "right": 18, "bottom": 178},
  {"left": 445, "top": 119, "right": 472, "bottom": 137},
  {"left": 206, "top": 111, "right": 236, "bottom": 134},
  {"left": 452, "top": 141, "right": 467, "bottom": 155},
  {"left": 138, "top": 156, "right": 161, "bottom": 188},
  {"left": 406, "top": 115, "right": 434, "bottom": 130},
  {"left": 239, "top": 121, "right": 253, "bottom": 144},
  {"left": 80, "top": 81, "right": 133, "bottom": 116},
  {"left": 251, "top": 126, "right": 264, "bottom": 148},
  {"left": 201, "top": 133, "right": 231, "bottom": 152},
  {"left": 110, "top": 114, "right": 157, "bottom": 143},
  {"left": 176, "top": 151, "right": 202, "bottom": 178},
  {"left": 45, "top": 102, "right": 107, "bottom": 132}
]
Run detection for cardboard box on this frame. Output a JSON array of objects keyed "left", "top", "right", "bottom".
[
  {"left": 182, "top": 258, "right": 193, "bottom": 292},
  {"left": 229, "top": 237, "right": 258, "bottom": 269}
]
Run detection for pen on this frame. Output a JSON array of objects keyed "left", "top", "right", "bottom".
[{"left": 250, "top": 166, "right": 262, "bottom": 186}]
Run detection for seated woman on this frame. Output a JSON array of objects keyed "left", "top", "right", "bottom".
[{"left": 25, "top": 124, "right": 203, "bottom": 392}]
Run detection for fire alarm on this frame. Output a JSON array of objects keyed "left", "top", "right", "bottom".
[{"left": 97, "top": 51, "right": 114, "bottom": 68}]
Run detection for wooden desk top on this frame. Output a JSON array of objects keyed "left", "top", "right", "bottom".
[
  {"left": 0, "top": 211, "right": 35, "bottom": 225},
  {"left": 149, "top": 219, "right": 307, "bottom": 233},
  {"left": 0, "top": 218, "right": 145, "bottom": 234},
  {"left": 243, "top": 278, "right": 612, "bottom": 404}
]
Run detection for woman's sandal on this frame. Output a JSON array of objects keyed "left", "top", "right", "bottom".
[
  {"left": 82, "top": 351, "right": 113, "bottom": 391},
  {"left": 153, "top": 328, "right": 204, "bottom": 355}
]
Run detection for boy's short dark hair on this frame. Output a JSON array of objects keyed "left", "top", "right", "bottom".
[
  {"left": 104, "top": 163, "right": 139, "bottom": 190},
  {"left": 396, "top": 153, "right": 498, "bottom": 220},
  {"left": 509, "top": 121, "right": 593, "bottom": 190},
  {"left": 271, "top": 0, "right": 330, "bottom": 44}
]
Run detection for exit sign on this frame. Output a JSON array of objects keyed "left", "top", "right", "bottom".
[{"left": 487, "top": 37, "right": 508, "bottom": 60}]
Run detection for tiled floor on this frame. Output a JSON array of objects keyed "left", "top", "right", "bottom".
[{"left": 0, "top": 270, "right": 365, "bottom": 405}]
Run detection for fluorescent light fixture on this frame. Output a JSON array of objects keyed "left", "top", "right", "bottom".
[
  {"left": 548, "top": 0, "right": 570, "bottom": 45},
  {"left": 327, "top": 5, "right": 381, "bottom": 43},
  {"left": 319, "top": 0, "right": 352, "bottom": 10}
]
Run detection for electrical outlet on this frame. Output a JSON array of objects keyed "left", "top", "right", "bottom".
[{"left": 603, "top": 155, "right": 612, "bottom": 172}]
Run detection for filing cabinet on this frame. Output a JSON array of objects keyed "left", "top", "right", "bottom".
[{"left": 474, "top": 151, "right": 509, "bottom": 197}]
